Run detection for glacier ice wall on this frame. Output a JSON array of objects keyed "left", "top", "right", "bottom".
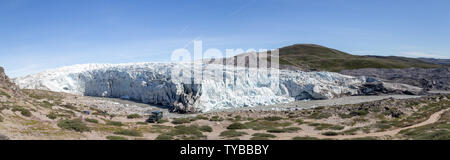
[{"left": 14, "top": 62, "right": 366, "bottom": 113}]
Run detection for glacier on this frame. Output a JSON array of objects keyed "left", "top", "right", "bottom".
[{"left": 14, "top": 62, "right": 370, "bottom": 113}]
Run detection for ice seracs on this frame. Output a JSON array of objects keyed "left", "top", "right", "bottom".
[{"left": 15, "top": 62, "right": 374, "bottom": 113}]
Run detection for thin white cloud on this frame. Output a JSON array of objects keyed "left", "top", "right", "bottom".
[{"left": 401, "top": 52, "right": 449, "bottom": 59}]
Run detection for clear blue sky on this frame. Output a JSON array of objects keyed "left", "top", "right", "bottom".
[{"left": 1, "top": 0, "right": 449, "bottom": 77}]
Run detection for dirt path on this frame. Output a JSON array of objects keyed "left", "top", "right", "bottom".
[{"left": 298, "top": 108, "right": 450, "bottom": 140}]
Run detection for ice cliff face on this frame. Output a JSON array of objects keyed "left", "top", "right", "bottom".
[{"left": 14, "top": 62, "right": 368, "bottom": 113}]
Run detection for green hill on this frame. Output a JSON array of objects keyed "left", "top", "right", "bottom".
[{"left": 277, "top": 44, "right": 443, "bottom": 72}]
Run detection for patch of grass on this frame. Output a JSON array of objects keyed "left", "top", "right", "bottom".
[
  {"left": 157, "top": 119, "right": 169, "bottom": 124},
  {"left": 292, "top": 136, "right": 320, "bottom": 140},
  {"left": 250, "top": 136, "right": 270, "bottom": 140},
  {"left": 155, "top": 134, "right": 174, "bottom": 140},
  {"left": 339, "top": 127, "right": 361, "bottom": 135},
  {"left": 267, "top": 127, "right": 301, "bottom": 133},
  {"left": 234, "top": 115, "right": 242, "bottom": 121},
  {"left": 267, "top": 129, "right": 286, "bottom": 133},
  {"left": 114, "top": 129, "right": 143, "bottom": 137},
  {"left": 199, "top": 126, "right": 213, "bottom": 132},
  {"left": 0, "top": 90, "right": 11, "bottom": 98},
  {"left": 57, "top": 119, "right": 91, "bottom": 132},
  {"left": 193, "top": 115, "right": 209, "bottom": 120},
  {"left": 107, "top": 121, "right": 124, "bottom": 126},
  {"left": 39, "top": 101, "right": 53, "bottom": 108},
  {"left": 227, "top": 123, "right": 247, "bottom": 130},
  {"left": 339, "top": 114, "right": 354, "bottom": 119},
  {"left": 322, "top": 131, "right": 339, "bottom": 136},
  {"left": 47, "top": 112, "right": 58, "bottom": 120},
  {"left": 308, "top": 123, "right": 344, "bottom": 130},
  {"left": 136, "top": 122, "right": 148, "bottom": 125},
  {"left": 296, "top": 119, "right": 304, "bottom": 125},
  {"left": 85, "top": 118, "right": 99, "bottom": 124},
  {"left": 209, "top": 116, "right": 224, "bottom": 122},
  {"left": 350, "top": 110, "right": 369, "bottom": 116},
  {"left": 162, "top": 125, "right": 206, "bottom": 140},
  {"left": 220, "top": 130, "right": 247, "bottom": 138},
  {"left": 46, "top": 111, "right": 71, "bottom": 120},
  {"left": 244, "top": 120, "right": 291, "bottom": 130},
  {"left": 106, "top": 136, "right": 128, "bottom": 140},
  {"left": 0, "top": 115, "right": 3, "bottom": 122},
  {"left": 11, "top": 107, "right": 32, "bottom": 117},
  {"left": 252, "top": 133, "right": 276, "bottom": 138},
  {"left": 61, "top": 104, "right": 78, "bottom": 111},
  {"left": 171, "top": 118, "right": 191, "bottom": 124},
  {"left": 127, "top": 114, "right": 142, "bottom": 119},
  {"left": 339, "top": 110, "right": 369, "bottom": 119}
]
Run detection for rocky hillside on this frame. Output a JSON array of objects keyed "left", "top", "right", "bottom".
[
  {"left": 341, "top": 68, "right": 450, "bottom": 91},
  {"left": 217, "top": 44, "right": 444, "bottom": 72},
  {"left": 277, "top": 44, "right": 443, "bottom": 72},
  {"left": 0, "top": 67, "right": 21, "bottom": 100},
  {"left": 418, "top": 58, "right": 450, "bottom": 66}
]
